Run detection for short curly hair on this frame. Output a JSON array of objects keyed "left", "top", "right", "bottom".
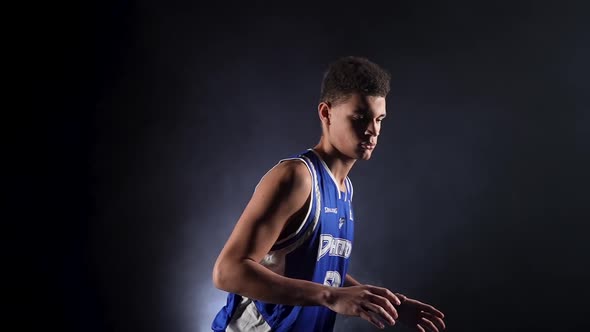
[{"left": 319, "top": 56, "right": 391, "bottom": 106}]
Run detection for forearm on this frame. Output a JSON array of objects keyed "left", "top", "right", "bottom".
[
  {"left": 214, "top": 259, "right": 332, "bottom": 306},
  {"left": 344, "top": 273, "right": 361, "bottom": 287}
]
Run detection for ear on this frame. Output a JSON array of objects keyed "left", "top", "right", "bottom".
[{"left": 318, "top": 101, "right": 331, "bottom": 125}]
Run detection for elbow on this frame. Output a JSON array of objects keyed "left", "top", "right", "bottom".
[
  {"left": 212, "top": 259, "right": 229, "bottom": 291},
  {"left": 213, "top": 258, "right": 241, "bottom": 292}
]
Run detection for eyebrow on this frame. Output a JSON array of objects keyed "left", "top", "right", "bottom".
[{"left": 355, "top": 108, "right": 386, "bottom": 118}]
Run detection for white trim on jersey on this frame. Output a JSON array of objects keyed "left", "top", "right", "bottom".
[
  {"left": 308, "top": 148, "right": 343, "bottom": 200},
  {"left": 261, "top": 155, "right": 322, "bottom": 275},
  {"left": 345, "top": 177, "right": 350, "bottom": 202},
  {"left": 273, "top": 157, "right": 315, "bottom": 246},
  {"left": 346, "top": 176, "right": 353, "bottom": 201},
  {"left": 273, "top": 155, "right": 322, "bottom": 255}
]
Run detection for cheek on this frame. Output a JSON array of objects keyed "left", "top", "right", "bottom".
[
  {"left": 344, "top": 122, "right": 360, "bottom": 137},
  {"left": 346, "top": 125, "right": 364, "bottom": 146},
  {"left": 331, "top": 122, "right": 356, "bottom": 144},
  {"left": 351, "top": 122, "right": 366, "bottom": 138}
]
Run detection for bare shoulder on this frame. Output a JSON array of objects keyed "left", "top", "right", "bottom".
[
  {"left": 213, "top": 158, "right": 312, "bottom": 269},
  {"left": 257, "top": 159, "right": 312, "bottom": 196}
]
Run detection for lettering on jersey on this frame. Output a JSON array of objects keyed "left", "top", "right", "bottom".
[
  {"left": 324, "top": 207, "right": 338, "bottom": 214},
  {"left": 323, "top": 271, "right": 342, "bottom": 287},
  {"left": 317, "top": 234, "right": 352, "bottom": 261},
  {"left": 338, "top": 217, "right": 345, "bottom": 229}
]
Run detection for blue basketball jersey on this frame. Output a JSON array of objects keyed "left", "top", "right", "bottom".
[{"left": 211, "top": 149, "right": 355, "bottom": 332}]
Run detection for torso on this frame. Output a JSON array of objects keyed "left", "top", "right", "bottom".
[{"left": 212, "top": 149, "right": 355, "bottom": 332}]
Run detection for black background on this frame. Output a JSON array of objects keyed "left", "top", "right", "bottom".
[{"left": 21, "top": 1, "right": 589, "bottom": 331}]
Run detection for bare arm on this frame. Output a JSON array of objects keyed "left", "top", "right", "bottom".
[
  {"left": 212, "top": 160, "right": 331, "bottom": 306},
  {"left": 212, "top": 160, "right": 403, "bottom": 329}
]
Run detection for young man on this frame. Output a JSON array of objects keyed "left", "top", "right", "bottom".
[{"left": 211, "top": 56, "right": 446, "bottom": 332}]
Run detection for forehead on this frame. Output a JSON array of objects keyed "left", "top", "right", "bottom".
[{"left": 338, "top": 93, "right": 386, "bottom": 115}]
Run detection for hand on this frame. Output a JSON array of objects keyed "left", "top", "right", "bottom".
[
  {"left": 394, "top": 293, "right": 446, "bottom": 332},
  {"left": 325, "top": 284, "right": 402, "bottom": 329}
]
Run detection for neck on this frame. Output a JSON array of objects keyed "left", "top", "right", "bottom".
[{"left": 312, "top": 137, "right": 357, "bottom": 189}]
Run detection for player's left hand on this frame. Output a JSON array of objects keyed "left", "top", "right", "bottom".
[{"left": 393, "top": 293, "right": 446, "bottom": 332}]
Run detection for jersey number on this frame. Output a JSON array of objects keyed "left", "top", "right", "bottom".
[{"left": 323, "top": 271, "right": 342, "bottom": 287}]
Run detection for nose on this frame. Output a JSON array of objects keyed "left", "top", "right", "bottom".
[{"left": 364, "top": 119, "right": 379, "bottom": 137}]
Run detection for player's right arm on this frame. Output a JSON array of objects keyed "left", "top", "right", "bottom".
[
  {"left": 212, "top": 160, "right": 401, "bottom": 329},
  {"left": 212, "top": 160, "right": 330, "bottom": 305}
]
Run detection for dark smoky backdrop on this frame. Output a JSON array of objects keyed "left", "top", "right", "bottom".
[{"left": 24, "top": 1, "right": 589, "bottom": 332}]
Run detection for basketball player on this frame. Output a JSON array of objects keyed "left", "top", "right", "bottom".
[{"left": 211, "top": 56, "right": 446, "bottom": 332}]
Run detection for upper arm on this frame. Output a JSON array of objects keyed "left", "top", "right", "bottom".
[{"left": 215, "top": 160, "right": 312, "bottom": 267}]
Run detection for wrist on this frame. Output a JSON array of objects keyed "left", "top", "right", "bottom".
[{"left": 318, "top": 285, "right": 336, "bottom": 307}]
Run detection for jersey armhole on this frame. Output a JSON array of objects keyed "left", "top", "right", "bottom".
[
  {"left": 269, "top": 156, "right": 320, "bottom": 253},
  {"left": 272, "top": 158, "right": 313, "bottom": 245}
]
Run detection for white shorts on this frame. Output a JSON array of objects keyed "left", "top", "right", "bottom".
[{"left": 226, "top": 296, "right": 272, "bottom": 332}]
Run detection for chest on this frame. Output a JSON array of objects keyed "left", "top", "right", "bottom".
[{"left": 317, "top": 182, "right": 354, "bottom": 238}]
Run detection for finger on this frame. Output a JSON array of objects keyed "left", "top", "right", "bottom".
[
  {"left": 367, "top": 293, "right": 399, "bottom": 320},
  {"left": 359, "top": 309, "right": 385, "bottom": 329},
  {"left": 362, "top": 302, "right": 396, "bottom": 326},
  {"left": 416, "top": 324, "right": 426, "bottom": 332},
  {"left": 395, "top": 292, "right": 408, "bottom": 302},
  {"left": 422, "top": 311, "right": 446, "bottom": 330},
  {"left": 420, "top": 317, "right": 439, "bottom": 332},
  {"left": 369, "top": 286, "right": 402, "bottom": 306},
  {"left": 413, "top": 300, "right": 444, "bottom": 319}
]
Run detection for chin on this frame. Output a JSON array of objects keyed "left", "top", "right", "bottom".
[
  {"left": 361, "top": 153, "right": 373, "bottom": 160},
  {"left": 356, "top": 149, "right": 373, "bottom": 160}
]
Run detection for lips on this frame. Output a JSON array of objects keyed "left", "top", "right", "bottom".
[{"left": 360, "top": 142, "right": 375, "bottom": 150}]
